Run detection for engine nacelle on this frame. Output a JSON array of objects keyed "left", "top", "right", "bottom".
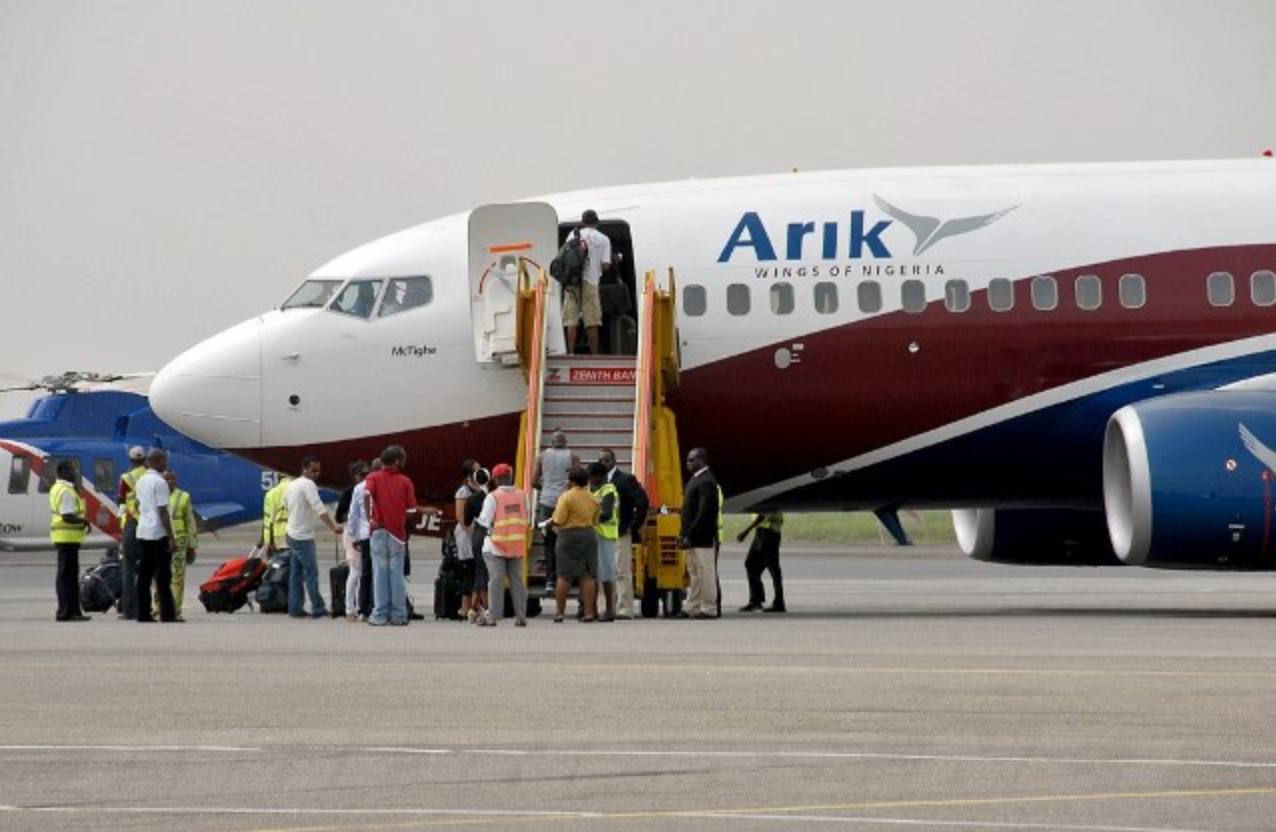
[
  {"left": 953, "top": 507, "right": 1119, "bottom": 565},
  {"left": 1104, "top": 391, "right": 1276, "bottom": 569}
]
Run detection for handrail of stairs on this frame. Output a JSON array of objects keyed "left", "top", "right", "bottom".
[
  {"left": 632, "top": 271, "right": 658, "bottom": 502},
  {"left": 515, "top": 263, "right": 550, "bottom": 498}
]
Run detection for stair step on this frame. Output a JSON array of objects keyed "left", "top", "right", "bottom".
[{"left": 542, "top": 399, "right": 634, "bottom": 417}]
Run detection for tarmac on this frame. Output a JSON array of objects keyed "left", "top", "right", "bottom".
[{"left": 4, "top": 531, "right": 1276, "bottom": 831}]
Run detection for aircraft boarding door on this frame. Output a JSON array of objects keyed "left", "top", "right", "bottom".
[{"left": 468, "top": 203, "right": 565, "bottom": 363}]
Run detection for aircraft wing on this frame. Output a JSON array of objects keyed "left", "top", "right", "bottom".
[{"left": 194, "top": 501, "right": 248, "bottom": 533}]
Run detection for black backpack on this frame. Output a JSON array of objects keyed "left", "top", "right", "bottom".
[{"left": 549, "top": 229, "right": 589, "bottom": 289}]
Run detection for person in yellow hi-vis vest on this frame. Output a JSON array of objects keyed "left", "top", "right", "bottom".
[
  {"left": 737, "top": 511, "right": 785, "bottom": 613},
  {"left": 51, "top": 459, "right": 92, "bottom": 622},
  {"left": 589, "top": 462, "right": 620, "bottom": 622},
  {"left": 153, "top": 470, "right": 198, "bottom": 620},
  {"left": 259, "top": 474, "right": 293, "bottom": 553},
  {"left": 115, "top": 446, "right": 147, "bottom": 619}
]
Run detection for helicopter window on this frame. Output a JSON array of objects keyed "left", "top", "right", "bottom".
[
  {"left": 38, "top": 456, "right": 78, "bottom": 494},
  {"left": 281, "top": 279, "right": 342, "bottom": 310},
  {"left": 8, "top": 456, "right": 30, "bottom": 495},
  {"left": 328, "top": 279, "right": 384, "bottom": 319},
  {"left": 93, "top": 459, "right": 115, "bottom": 492},
  {"left": 378, "top": 276, "right": 434, "bottom": 318}
]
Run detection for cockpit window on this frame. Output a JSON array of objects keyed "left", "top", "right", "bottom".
[
  {"left": 328, "top": 279, "right": 384, "bottom": 319},
  {"left": 282, "top": 280, "right": 342, "bottom": 310},
  {"left": 378, "top": 276, "right": 433, "bottom": 318}
]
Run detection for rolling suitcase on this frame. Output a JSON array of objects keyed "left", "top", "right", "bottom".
[
  {"left": 330, "top": 562, "right": 349, "bottom": 618},
  {"left": 199, "top": 550, "right": 268, "bottom": 613}
]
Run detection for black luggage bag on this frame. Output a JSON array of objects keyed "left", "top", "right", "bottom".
[
  {"left": 80, "top": 553, "right": 122, "bottom": 613},
  {"left": 255, "top": 550, "right": 290, "bottom": 613}
]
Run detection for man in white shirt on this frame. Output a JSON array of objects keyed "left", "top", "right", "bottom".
[
  {"left": 280, "top": 455, "right": 343, "bottom": 619},
  {"left": 563, "top": 209, "right": 612, "bottom": 356},
  {"left": 134, "top": 449, "right": 178, "bottom": 623}
]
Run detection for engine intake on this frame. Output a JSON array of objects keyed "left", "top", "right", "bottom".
[
  {"left": 953, "top": 507, "right": 1118, "bottom": 566},
  {"left": 1103, "top": 391, "right": 1276, "bottom": 569}
]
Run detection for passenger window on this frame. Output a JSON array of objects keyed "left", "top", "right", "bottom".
[
  {"left": 1075, "top": 275, "right": 1102, "bottom": 311},
  {"left": 378, "top": 276, "right": 434, "bottom": 318},
  {"left": 39, "top": 456, "right": 77, "bottom": 494},
  {"left": 8, "top": 456, "right": 30, "bottom": 495},
  {"left": 1119, "top": 273, "right": 1146, "bottom": 309},
  {"left": 1032, "top": 276, "right": 1058, "bottom": 311},
  {"left": 988, "top": 278, "right": 1014, "bottom": 312},
  {"left": 770, "top": 282, "right": 795, "bottom": 315},
  {"left": 901, "top": 280, "right": 927, "bottom": 314},
  {"left": 944, "top": 280, "right": 970, "bottom": 313},
  {"left": 1251, "top": 271, "right": 1276, "bottom": 307},
  {"left": 726, "top": 283, "right": 751, "bottom": 316},
  {"left": 282, "top": 279, "right": 342, "bottom": 310},
  {"left": 814, "top": 282, "right": 838, "bottom": 315},
  {"left": 856, "top": 281, "right": 881, "bottom": 314},
  {"left": 1207, "top": 271, "right": 1234, "bottom": 307},
  {"left": 329, "top": 279, "right": 384, "bottom": 319},
  {"left": 92, "top": 459, "right": 115, "bottom": 493},
  {"left": 683, "top": 285, "right": 707, "bottom": 317}
]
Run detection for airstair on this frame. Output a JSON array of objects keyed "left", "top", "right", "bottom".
[{"left": 513, "top": 265, "right": 686, "bottom": 616}]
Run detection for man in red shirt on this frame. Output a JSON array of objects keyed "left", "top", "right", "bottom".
[{"left": 363, "top": 445, "right": 418, "bottom": 626}]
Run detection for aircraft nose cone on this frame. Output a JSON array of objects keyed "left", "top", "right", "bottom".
[{"left": 151, "top": 317, "right": 263, "bottom": 448}]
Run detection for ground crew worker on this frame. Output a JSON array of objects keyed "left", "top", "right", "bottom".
[
  {"left": 51, "top": 459, "right": 91, "bottom": 622},
  {"left": 260, "top": 473, "right": 292, "bottom": 554},
  {"left": 115, "top": 446, "right": 147, "bottom": 619},
  {"left": 476, "top": 463, "right": 529, "bottom": 626},
  {"left": 678, "top": 447, "right": 719, "bottom": 619},
  {"left": 738, "top": 511, "right": 785, "bottom": 613},
  {"left": 154, "top": 470, "right": 197, "bottom": 620},
  {"left": 589, "top": 462, "right": 619, "bottom": 621},
  {"left": 597, "top": 448, "right": 648, "bottom": 620}
]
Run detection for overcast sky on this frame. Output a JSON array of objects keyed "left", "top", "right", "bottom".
[{"left": 3, "top": 0, "right": 1275, "bottom": 417}]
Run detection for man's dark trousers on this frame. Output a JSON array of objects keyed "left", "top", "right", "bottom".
[{"left": 55, "top": 542, "right": 83, "bottom": 620}]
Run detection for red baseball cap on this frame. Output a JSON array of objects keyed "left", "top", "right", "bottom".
[{"left": 491, "top": 463, "right": 513, "bottom": 479}]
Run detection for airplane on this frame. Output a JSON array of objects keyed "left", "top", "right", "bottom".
[
  {"left": 150, "top": 156, "right": 1276, "bottom": 571},
  {"left": 0, "top": 373, "right": 284, "bottom": 552}
]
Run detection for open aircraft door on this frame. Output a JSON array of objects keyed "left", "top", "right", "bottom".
[{"left": 468, "top": 203, "right": 565, "bottom": 363}]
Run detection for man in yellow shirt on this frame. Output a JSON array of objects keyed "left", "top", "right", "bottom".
[
  {"left": 259, "top": 474, "right": 292, "bottom": 553},
  {"left": 543, "top": 467, "right": 599, "bottom": 623}
]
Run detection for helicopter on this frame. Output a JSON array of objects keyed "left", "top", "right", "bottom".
[{"left": 0, "top": 372, "right": 280, "bottom": 552}]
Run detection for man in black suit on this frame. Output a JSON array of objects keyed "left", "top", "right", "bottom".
[
  {"left": 598, "top": 448, "right": 649, "bottom": 620},
  {"left": 678, "top": 447, "right": 719, "bottom": 620}
]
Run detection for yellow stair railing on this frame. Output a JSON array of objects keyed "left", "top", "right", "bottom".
[
  {"left": 632, "top": 269, "right": 685, "bottom": 616},
  {"left": 513, "top": 261, "right": 550, "bottom": 589}
]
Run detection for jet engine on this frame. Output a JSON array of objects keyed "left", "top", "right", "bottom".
[
  {"left": 1103, "top": 391, "right": 1276, "bottom": 569},
  {"left": 953, "top": 507, "right": 1119, "bottom": 565}
]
